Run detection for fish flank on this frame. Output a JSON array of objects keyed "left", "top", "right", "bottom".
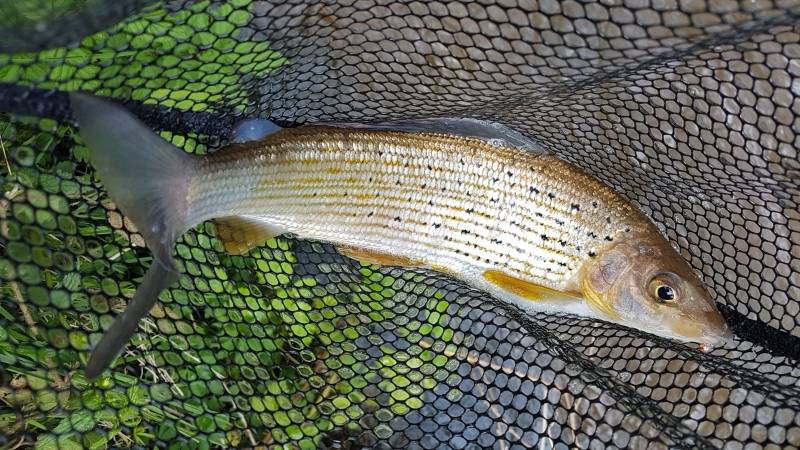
[{"left": 190, "top": 128, "right": 644, "bottom": 290}]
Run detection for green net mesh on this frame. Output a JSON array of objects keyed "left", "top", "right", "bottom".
[{"left": 1, "top": 0, "right": 799, "bottom": 449}]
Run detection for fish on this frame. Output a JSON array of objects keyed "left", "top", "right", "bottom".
[{"left": 69, "top": 92, "right": 733, "bottom": 379}]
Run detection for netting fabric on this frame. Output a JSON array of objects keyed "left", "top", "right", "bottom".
[{"left": 0, "top": 1, "right": 799, "bottom": 449}]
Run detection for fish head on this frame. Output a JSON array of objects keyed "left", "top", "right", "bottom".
[{"left": 580, "top": 231, "right": 732, "bottom": 347}]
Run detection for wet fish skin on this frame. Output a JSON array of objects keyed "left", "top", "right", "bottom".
[
  {"left": 69, "top": 92, "right": 732, "bottom": 379},
  {"left": 190, "top": 127, "right": 640, "bottom": 288},
  {"left": 191, "top": 126, "right": 730, "bottom": 344}
]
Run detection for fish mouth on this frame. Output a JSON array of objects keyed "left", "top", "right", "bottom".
[
  {"left": 666, "top": 314, "right": 734, "bottom": 347},
  {"left": 708, "top": 322, "right": 735, "bottom": 346}
]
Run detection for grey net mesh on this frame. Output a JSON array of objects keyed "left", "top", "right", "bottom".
[{"left": 0, "top": 0, "right": 799, "bottom": 449}]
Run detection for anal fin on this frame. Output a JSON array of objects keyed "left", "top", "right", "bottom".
[
  {"left": 214, "top": 216, "right": 284, "bottom": 255},
  {"left": 483, "top": 269, "right": 582, "bottom": 303},
  {"left": 336, "top": 244, "right": 423, "bottom": 268}
]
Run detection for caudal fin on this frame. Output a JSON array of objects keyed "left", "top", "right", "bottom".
[{"left": 70, "top": 92, "right": 195, "bottom": 379}]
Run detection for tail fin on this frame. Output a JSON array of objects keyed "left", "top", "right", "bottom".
[{"left": 70, "top": 92, "right": 195, "bottom": 379}]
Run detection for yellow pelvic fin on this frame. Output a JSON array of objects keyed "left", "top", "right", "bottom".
[
  {"left": 336, "top": 245, "right": 423, "bottom": 268},
  {"left": 483, "top": 269, "right": 582, "bottom": 303},
  {"left": 214, "top": 216, "right": 284, "bottom": 255}
]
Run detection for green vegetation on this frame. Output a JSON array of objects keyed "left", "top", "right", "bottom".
[
  {"left": 0, "top": 130, "right": 457, "bottom": 446},
  {"left": 0, "top": 0, "right": 459, "bottom": 447},
  {"left": 0, "top": 0, "right": 286, "bottom": 113}
]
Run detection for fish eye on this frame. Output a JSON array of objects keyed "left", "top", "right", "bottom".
[
  {"left": 656, "top": 285, "right": 675, "bottom": 301},
  {"left": 648, "top": 274, "right": 679, "bottom": 304}
]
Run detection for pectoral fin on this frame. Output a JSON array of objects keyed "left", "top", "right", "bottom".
[
  {"left": 582, "top": 286, "right": 621, "bottom": 321},
  {"left": 214, "top": 216, "right": 284, "bottom": 255},
  {"left": 483, "top": 269, "right": 582, "bottom": 303},
  {"left": 336, "top": 245, "right": 423, "bottom": 268}
]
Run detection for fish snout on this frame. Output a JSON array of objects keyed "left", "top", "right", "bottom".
[
  {"left": 706, "top": 319, "right": 734, "bottom": 346},
  {"left": 666, "top": 308, "right": 733, "bottom": 347},
  {"left": 702, "top": 306, "right": 734, "bottom": 345}
]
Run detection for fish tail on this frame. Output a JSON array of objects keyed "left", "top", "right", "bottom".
[{"left": 70, "top": 92, "right": 196, "bottom": 379}]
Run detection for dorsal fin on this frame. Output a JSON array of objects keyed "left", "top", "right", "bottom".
[
  {"left": 230, "top": 118, "right": 282, "bottom": 143},
  {"left": 214, "top": 216, "right": 285, "bottom": 255},
  {"left": 320, "top": 118, "right": 545, "bottom": 154}
]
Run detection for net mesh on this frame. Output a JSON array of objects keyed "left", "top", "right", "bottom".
[{"left": 0, "top": 0, "right": 799, "bottom": 449}]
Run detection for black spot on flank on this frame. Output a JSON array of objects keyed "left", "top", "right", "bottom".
[
  {"left": 570, "top": 203, "right": 580, "bottom": 211},
  {"left": 490, "top": 197, "right": 499, "bottom": 203},
  {"left": 433, "top": 223, "right": 442, "bottom": 229},
  {"left": 534, "top": 212, "right": 544, "bottom": 218},
  {"left": 624, "top": 227, "right": 631, "bottom": 232},
  {"left": 427, "top": 164, "right": 433, "bottom": 171},
  {"left": 540, "top": 234, "right": 549, "bottom": 241},
  {"left": 558, "top": 262, "right": 567, "bottom": 267},
  {"left": 587, "top": 232, "right": 598, "bottom": 239},
  {"left": 378, "top": 151, "right": 384, "bottom": 157},
  {"left": 507, "top": 170, "right": 513, "bottom": 177},
  {"left": 604, "top": 235, "right": 614, "bottom": 241},
  {"left": 529, "top": 186, "right": 540, "bottom": 194},
  {"left": 343, "top": 191, "right": 348, "bottom": 197},
  {"left": 428, "top": 200, "right": 434, "bottom": 206},
  {"left": 369, "top": 176, "right": 373, "bottom": 182},
  {"left": 313, "top": 192, "right": 318, "bottom": 196},
  {"left": 592, "top": 201, "right": 599, "bottom": 208},
  {"left": 559, "top": 240, "right": 567, "bottom": 247},
  {"left": 492, "top": 177, "right": 500, "bottom": 183},
  {"left": 555, "top": 219, "right": 565, "bottom": 226},
  {"left": 547, "top": 192, "right": 556, "bottom": 199},
  {"left": 404, "top": 162, "right": 410, "bottom": 168},
  {"left": 605, "top": 216, "right": 612, "bottom": 224},
  {"left": 421, "top": 183, "right": 427, "bottom": 189},
  {"left": 484, "top": 258, "right": 491, "bottom": 263},
  {"left": 396, "top": 180, "right": 401, "bottom": 185},
  {"left": 461, "top": 229, "right": 470, "bottom": 235},
  {"left": 367, "top": 211, "right": 374, "bottom": 217},
  {"left": 465, "top": 207, "right": 475, "bottom": 214},
  {"left": 588, "top": 251, "right": 597, "bottom": 257},
  {"left": 441, "top": 187, "right": 447, "bottom": 192},
  {"left": 460, "top": 158, "right": 465, "bottom": 165},
  {"left": 394, "top": 216, "right": 402, "bottom": 222}
]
